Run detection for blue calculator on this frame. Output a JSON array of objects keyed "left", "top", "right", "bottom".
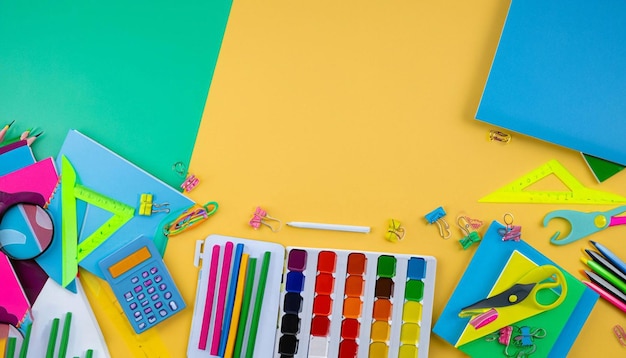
[{"left": 99, "top": 236, "right": 185, "bottom": 333}]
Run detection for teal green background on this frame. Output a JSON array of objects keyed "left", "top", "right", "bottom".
[{"left": 0, "top": 1, "right": 232, "bottom": 187}]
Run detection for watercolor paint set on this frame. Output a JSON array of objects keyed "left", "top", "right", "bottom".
[{"left": 187, "top": 235, "right": 437, "bottom": 358}]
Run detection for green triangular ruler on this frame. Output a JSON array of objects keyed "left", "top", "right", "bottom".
[{"left": 582, "top": 153, "right": 625, "bottom": 183}]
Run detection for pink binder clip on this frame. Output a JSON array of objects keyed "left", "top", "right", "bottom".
[
  {"left": 180, "top": 174, "right": 199, "bottom": 192},
  {"left": 249, "top": 206, "right": 281, "bottom": 232}
]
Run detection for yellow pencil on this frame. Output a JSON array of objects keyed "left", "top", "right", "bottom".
[{"left": 224, "top": 253, "right": 250, "bottom": 358}]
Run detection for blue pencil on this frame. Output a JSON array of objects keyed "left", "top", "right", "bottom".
[
  {"left": 591, "top": 241, "right": 626, "bottom": 276},
  {"left": 218, "top": 243, "right": 245, "bottom": 356}
]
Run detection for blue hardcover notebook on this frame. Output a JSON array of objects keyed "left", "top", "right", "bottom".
[
  {"left": 433, "top": 221, "right": 598, "bottom": 357},
  {"left": 476, "top": 0, "right": 626, "bottom": 166},
  {"left": 35, "top": 130, "right": 195, "bottom": 289}
]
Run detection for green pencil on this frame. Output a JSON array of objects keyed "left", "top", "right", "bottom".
[
  {"left": 46, "top": 318, "right": 60, "bottom": 358},
  {"left": 582, "top": 257, "right": 626, "bottom": 293},
  {"left": 58, "top": 312, "right": 72, "bottom": 358},
  {"left": 245, "top": 251, "right": 272, "bottom": 358},
  {"left": 232, "top": 257, "right": 257, "bottom": 358},
  {"left": 6, "top": 337, "right": 17, "bottom": 358},
  {"left": 18, "top": 324, "right": 31, "bottom": 358}
]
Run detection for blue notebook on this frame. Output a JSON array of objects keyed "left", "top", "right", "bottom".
[
  {"left": 476, "top": 0, "right": 626, "bottom": 166},
  {"left": 433, "top": 221, "right": 598, "bottom": 357},
  {"left": 35, "top": 130, "right": 195, "bottom": 289}
]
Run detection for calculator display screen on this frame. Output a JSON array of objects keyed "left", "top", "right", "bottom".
[{"left": 108, "top": 246, "right": 152, "bottom": 278}]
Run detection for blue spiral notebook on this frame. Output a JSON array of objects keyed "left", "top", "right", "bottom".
[
  {"left": 476, "top": 0, "right": 626, "bottom": 166},
  {"left": 433, "top": 221, "right": 598, "bottom": 357}
]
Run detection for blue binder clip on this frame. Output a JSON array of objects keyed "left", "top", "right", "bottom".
[{"left": 425, "top": 206, "right": 451, "bottom": 239}]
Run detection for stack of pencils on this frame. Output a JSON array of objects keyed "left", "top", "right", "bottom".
[{"left": 581, "top": 241, "right": 626, "bottom": 313}]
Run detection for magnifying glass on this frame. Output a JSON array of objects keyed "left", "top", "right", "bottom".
[{"left": 0, "top": 192, "right": 54, "bottom": 260}]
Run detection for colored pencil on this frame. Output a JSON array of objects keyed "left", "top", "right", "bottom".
[
  {"left": 46, "top": 318, "right": 60, "bottom": 358},
  {"left": 233, "top": 257, "right": 257, "bottom": 357},
  {"left": 224, "top": 254, "right": 250, "bottom": 358},
  {"left": 6, "top": 337, "right": 16, "bottom": 358},
  {"left": 210, "top": 241, "right": 235, "bottom": 355},
  {"left": 198, "top": 244, "right": 221, "bottom": 350},
  {"left": 85, "top": 349, "right": 93, "bottom": 358},
  {"left": 581, "top": 257, "right": 626, "bottom": 293},
  {"left": 583, "top": 270, "right": 626, "bottom": 303},
  {"left": 58, "top": 312, "right": 72, "bottom": 358},
  {"left": 245, "top": 251, "right": 272, "bottom": 358},
  {"left": 583, "top": 281, "right": 626, "bottom": 313},
  {"left": 218, "top": 244, "right": 245, "bottom": 356},
  {"left": 18, "top": 324, "right": 31, "bottom": 358},
  {"left": 590, "top": 240, "right": 626, "bottom": 275},
  {"left": 585, "top": 249, "right": 626, "bottom": 283}
]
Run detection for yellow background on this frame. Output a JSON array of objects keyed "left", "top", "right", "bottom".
[{"left": 89, "top": 0, "right": 626, "bottom": 356}]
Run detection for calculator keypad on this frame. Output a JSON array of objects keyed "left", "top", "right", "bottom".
[{"left": 122, "top": 265, "right": 183, "bottom": 331}]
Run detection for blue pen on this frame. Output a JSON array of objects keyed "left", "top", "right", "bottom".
[
  {"left": 218, "top": 243, "right": 244, "bottom": 356},
  {"left": 590, "top": 241, "right": 626, "bottom": 276}
]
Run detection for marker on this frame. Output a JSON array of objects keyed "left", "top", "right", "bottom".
[
  {"left": 580, "top": 257, "right": 626, "bottom": 293},
  {"left": 583, "top": 280, "right": 626, "bottom": 313},
  {"left": 286, "top": 221, "right": 370, "bottom": 233},
  {"left": 590, "top": 241, "right": 626, "bottom": 276}
]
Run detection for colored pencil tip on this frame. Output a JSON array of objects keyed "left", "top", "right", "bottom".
[{"left": 580, "top": 257, "right": 588, "bottom": 265}]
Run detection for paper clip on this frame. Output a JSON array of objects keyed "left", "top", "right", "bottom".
[
  {"left": 163, "top": 201, "right": 218, "bottom": 236},
  {"left": 458, "top": 216, "right": 481, "bottom": 250},
  {"left": 614, "top": 325, "right": 626, "bottom": 347},
  {"left": 180, "top": 174, "right": 199, "bottom": 192},
  {"left": 385, "top": 219, "right": 405, "bottom": 243},
  {"left": 249, "top": 206, "right": 281, "bottom": 232},
  {"left": 498, "top": 213, "right": 521, "bottom": 241},
  {"left": 425, "top": 206, "right": 451, "bottom": 239},
  {"left": 172, "top": 161, "right": 187, "bottom": 177},
  {"left": 488, "top": 130, "right": 511, "bottom": 143},
  {"left": 486, "top": 325, "right": 546, "bottom": 357},
  {"left": 138, "top": 194, "right": 170, "bottom": 216}
]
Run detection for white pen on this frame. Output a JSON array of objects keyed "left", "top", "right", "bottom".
[{"left": 286, "top": 221, "right": 370, "bottom": 234}]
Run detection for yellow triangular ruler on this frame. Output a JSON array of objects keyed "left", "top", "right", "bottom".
[
  {"left": 479, "top": 160, "right": 626, "bottom": 204},
  {"left": 61, "top": 155, "right": 135, "bottom": 287}
]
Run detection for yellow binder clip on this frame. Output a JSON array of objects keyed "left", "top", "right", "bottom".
[
  {"left": 139, "top": 193, "right": 170, "bottom": 216},
  {"left": 385, "top": 219, "right": 405, "bottom": 243}
]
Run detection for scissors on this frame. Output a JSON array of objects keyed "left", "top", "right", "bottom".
[
  {"left": 459, "top": 265, "right": 567, "bottom": 323},
  {"left": 544, "top": 205, "right": 626, "bottom": 245}
]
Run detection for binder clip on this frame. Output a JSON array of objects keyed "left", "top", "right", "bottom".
[
  {"left": 139, "top": 193, "right": 170, "bottom": 216},
  {"left": 180, "top": 174, "right": 199, "bottom": 192},
  {"left": 385, "top": 219, "right": 405, "bottom": 243},
  {"left": 486, "top": 325, "right": 546, "bottom": 357},
  {"left": 498, "top": 213, "right": 521, "bottom": 241},
  {"left": 488, "top": 130, "right": 512, "bottom": 143},
  {"left": 458, "top": 216, "right": 482, "bottom": 250},
  {"left": 613, "top": 325, "right": 626, "bottom": 347},
  {"left": 425, "top": 206, "right": 451, "bottom": 239},
  {"left": 249, "top": 206, "right": 281, "bottom": 232}
]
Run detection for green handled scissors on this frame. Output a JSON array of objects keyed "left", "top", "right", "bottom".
[{"left": 459, "top": 265, "right": 567, "bottom": 319}]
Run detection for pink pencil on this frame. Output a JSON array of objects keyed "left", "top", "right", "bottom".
[
  {"left": 199, "top": 245, "right": 221, "bottom": 350},
  {"left": 583, "top": 280, "right": 626, "bottom": 313},
  {"left": 210, "top": 241, "right": 235, "bottom": 355}
]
